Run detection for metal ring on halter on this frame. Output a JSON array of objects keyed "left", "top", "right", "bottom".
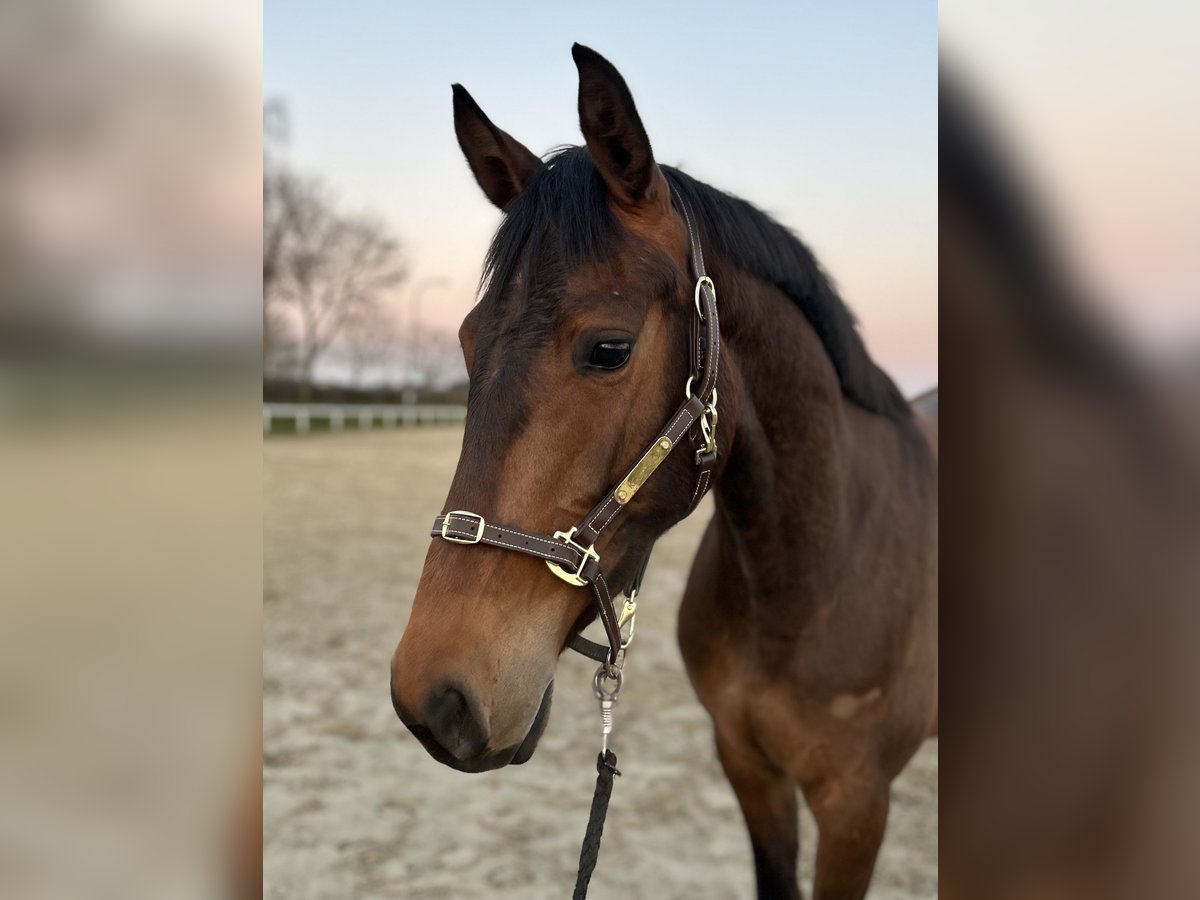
[
  {"left": 685, "top": 375, "right": 718, "bottom": 406},
  {"left": 592, "top": 665, "right": 623, "bottom": 701},
  {"left": 694, "top": 275, "right": 715, "bottom": 320}
]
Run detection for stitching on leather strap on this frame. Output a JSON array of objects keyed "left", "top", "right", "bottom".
[
  {"left": 593, "top": 571, "right": 620, "bottom": 657},
  {"left": 674, "top": 187, "right": 706, "bottom": 276},
  {"left": 582, "top": 497, "right": 616, "bottom": 535},
  {"left": 689, "top": 470, "right": 710, "bottom": 511},
  {"left": 581, "top": 399, "right": 697, "bottom": 538},
  {"left": 483, "top": 532, "right": 560, "bottom": 561},
  {"left": 705, "top": 307, "right": 720, "bottom": 397},
  {"left": 487, "top": 524, "right": 562, "bottom": 554},
  {"left": 664, "top": 404, "right": 690, "bottom": 438},
  {"left": 433, "top": 517, "right": 584, "bottom": 568},
  {"left": 593, "top": 499, "right": 623, "bottom": 536}
]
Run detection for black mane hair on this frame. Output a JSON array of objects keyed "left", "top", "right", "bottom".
[{"left": 480, "top": 146, "right": 912, "bottom": 422}]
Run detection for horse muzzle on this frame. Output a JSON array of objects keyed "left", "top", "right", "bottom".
[{"left": 390, "top": 675, "right": 553, "bottom": 773}]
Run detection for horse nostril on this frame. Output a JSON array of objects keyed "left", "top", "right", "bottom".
[{"left": 423, "top": 682, "right": 489, "bottom": 761}]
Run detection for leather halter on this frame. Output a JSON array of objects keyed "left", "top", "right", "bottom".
[{"left": 429, "top": 189, "right": 720, "bottom": 666}]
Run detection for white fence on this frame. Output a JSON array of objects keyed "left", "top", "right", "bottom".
[{"left": 263, "top": 403, "right": 467, "bottom": 434}]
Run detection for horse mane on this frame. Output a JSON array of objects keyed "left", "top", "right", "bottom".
[{"left": 480, "top": 146, "right": 912, "bottom": 422}]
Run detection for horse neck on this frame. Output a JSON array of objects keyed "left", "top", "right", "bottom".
[{"left": 712, "top": 266, "right": 875, "bottom": 602}]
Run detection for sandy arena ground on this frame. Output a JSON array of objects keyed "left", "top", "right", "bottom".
[{"left": 264, "top": 427, "right": 937, "bottom": 899}]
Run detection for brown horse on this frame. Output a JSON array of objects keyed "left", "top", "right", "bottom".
[{"left": 390, "top": 45, "right": 937, "bottom": 899}]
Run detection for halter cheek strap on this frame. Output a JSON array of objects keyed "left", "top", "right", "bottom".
[{"left": 428, "top": 189, "right": 720, "bottom": 665}]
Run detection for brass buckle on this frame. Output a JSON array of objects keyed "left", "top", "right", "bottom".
[
  {"left": 545, "top": 526, "right": 600, "bottom": 586},
  {"left": 441, "top": 510, "right": 485, "bottom": 544},
  {"left": 694, "top": 275, "right": 715, "bottom": 320}
]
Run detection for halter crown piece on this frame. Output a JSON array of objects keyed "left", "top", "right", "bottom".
[{"left": 428, "top": 187, "right": 720, "bottom": 667}]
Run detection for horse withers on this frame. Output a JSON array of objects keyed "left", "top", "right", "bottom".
[{"left": 390, "top": 44, "right": 937, "bottom": 900}]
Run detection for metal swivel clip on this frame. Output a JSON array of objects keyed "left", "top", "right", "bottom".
[{"left": 591, "top": 664, "right": 624, "bottom": 755}]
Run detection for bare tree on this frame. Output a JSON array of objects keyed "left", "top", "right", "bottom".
[
  {"left": 340, "top": 303, "right": 400, "bottom": 386},
  {"left": 264, "top": 168, "right": 329, "bottom": 378},
  {"left": 263, "top": 167, "right": 299, "bottom": 298},
  {"left": 276, "top": 206, "right": 405, "bottom": 390},
  {"left": 263, "top": 100, "right": 407, "bottom": 391}
]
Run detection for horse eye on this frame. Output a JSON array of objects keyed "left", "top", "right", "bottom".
[{"left": 588, "top": 340, "right": 632, "bottom": 370}]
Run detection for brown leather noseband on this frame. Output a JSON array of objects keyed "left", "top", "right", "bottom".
[{"left": 429, "top": 190, "right": 720, "bottom": 667}]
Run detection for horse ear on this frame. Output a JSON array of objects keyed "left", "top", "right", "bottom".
[
  {"left": 572, "top": 44, "right": 670, "bottom": 213},
  {"left": 452, "top": 84, "right": 542, "bottom": 211}
]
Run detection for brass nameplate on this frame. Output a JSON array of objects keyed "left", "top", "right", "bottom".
[{"left": 614, "top": 437, "right": 673, "bottom": 505}]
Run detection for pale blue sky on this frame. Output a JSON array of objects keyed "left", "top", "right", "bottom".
[{"left": 265, "top": 1, "right": 937, "bottom": 392}]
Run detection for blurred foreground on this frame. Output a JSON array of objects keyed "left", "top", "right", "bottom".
[
  {"left": 939, "top": 48, "right": 1200, "bottom": 900},
  {"left": 0, "top": 2, "right": 262, "bottom": 899}
]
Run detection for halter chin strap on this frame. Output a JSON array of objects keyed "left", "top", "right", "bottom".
[{"left": 428, "top": 188, "right": 720, "bottom": 666}]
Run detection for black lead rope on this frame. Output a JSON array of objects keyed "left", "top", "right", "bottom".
[
  {"left": 572, "top": 750, "right": 620, "bottom": 900},
  {"left": 571, "top": 661, "right": 625, "bottom": 897}
]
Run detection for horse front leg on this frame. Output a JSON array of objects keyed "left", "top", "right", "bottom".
[
  {"left": 716, "top": 729, "right": 803, "bottom": 900},
  {"left": 803, "top": 771, "right": 890, "bottom": 900},
  {"left": 679, "top": 519, "right": 802, "bottom": 899}
]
